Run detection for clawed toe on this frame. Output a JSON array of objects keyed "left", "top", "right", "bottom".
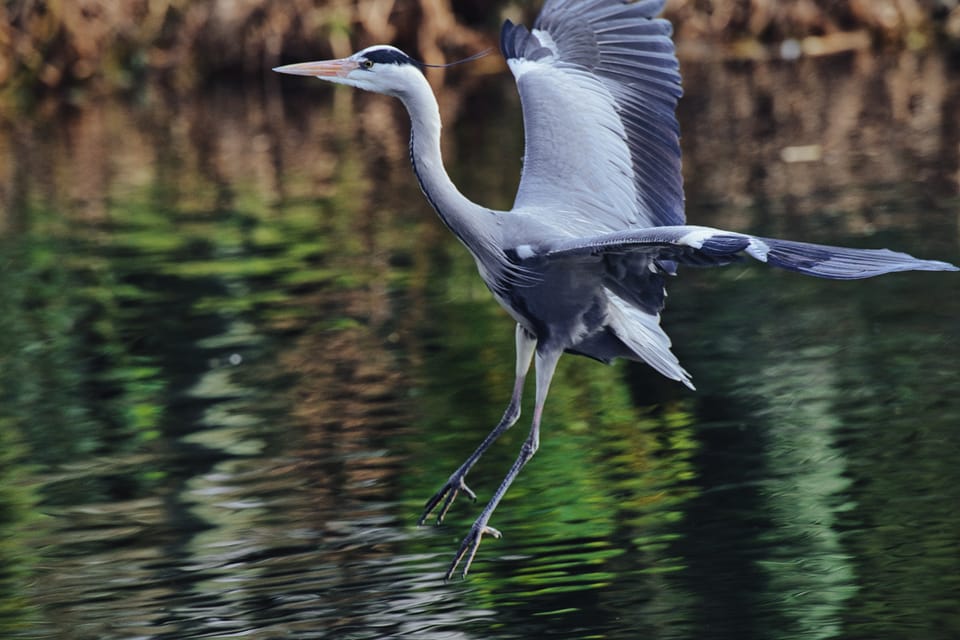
[
  {"left": 444, "top": 523, "right": 501, "bottom": 580},
  {"left": 418, "top": 473, "right": 476, "bottom": 526},
  {"left": 460, "top": 481, "right": 477, "bottom": 502}
]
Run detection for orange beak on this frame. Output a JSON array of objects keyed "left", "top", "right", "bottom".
[{"left": 272, "top": 59, "right": 359, "bottom": 78}]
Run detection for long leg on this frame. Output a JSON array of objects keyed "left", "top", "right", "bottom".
[
  {"left": 445, "top": 345, "right": 561, "bottom": 579},
  {"left": 419, "top": 325, "right": 537, "bottom": 526}
]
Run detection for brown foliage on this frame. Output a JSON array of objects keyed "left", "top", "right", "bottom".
[
  {"left": 0, "top": 0, "right": 492, "bottom": 92},
  {"left": 665, "top": 0, "right": 960, "bottom": 58},
  {"left": 1, "top": 0, "right": 958, "bottom": 93},
  {"left": 668, "top": 0, "right": 934, "bottom": 40}
]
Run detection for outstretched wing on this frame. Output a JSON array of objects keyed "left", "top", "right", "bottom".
[
  {"left": 511, "top": 225, "right": 955, "bottom": 388},
  {"left": 521, "top": 225, "right": 959, "bottom": 279},
  {"left": 501, "top": 0, "right": 683, "bottom": 232}
]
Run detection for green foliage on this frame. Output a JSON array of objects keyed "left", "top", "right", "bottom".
[{"left": 0, "top": 417, "right": 41, "bottom": 635}]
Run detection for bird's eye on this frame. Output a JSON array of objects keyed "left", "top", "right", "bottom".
[{"left": 361, "top": 59, "right": 374, "bottom": 70}]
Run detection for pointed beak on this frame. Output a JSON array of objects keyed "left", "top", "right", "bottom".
[{"left": 272, "top": 59, "right": 359, "bottom": 78}]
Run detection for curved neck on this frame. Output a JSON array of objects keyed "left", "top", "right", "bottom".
[{"left": 399, "top": 79, "right": 488, "bottom": 249}]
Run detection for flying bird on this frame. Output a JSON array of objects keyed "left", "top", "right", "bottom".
[{"left": 274, "top": 0, "right": 957, "bottom": 578}]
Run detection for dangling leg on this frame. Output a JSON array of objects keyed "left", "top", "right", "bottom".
[
  {"left": 445, "top": 346, "right": 561, "bottom": 579},
  {"left": 419, "top": 325, "right": 537, "bottom": 526}
]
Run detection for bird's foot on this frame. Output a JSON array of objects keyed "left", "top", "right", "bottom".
[
  {"left": 418, "top": 471, "right": 476, "bottom": 526},
  {"left": 445, "top": 521, "right": 501, "bottom": 580}
]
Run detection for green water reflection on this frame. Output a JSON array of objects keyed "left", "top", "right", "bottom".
[{"left": 1, "top": 53, "right": 959, "bottom": 639}]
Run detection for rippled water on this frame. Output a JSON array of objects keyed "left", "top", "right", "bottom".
[{"left": 1, "top": 52, "right": 959, "bottom": 639}]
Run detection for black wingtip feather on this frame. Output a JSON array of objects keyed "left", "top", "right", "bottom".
[
  {"left": 758, "top": 237, "right": 959, "bottom": 280},
  {"left": 500, "top": 19, "right": 553, "bottom": 62}
]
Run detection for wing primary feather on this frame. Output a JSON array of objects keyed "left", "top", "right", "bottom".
[
  {"left": 501, "top": 0, "right": 685, "bottom": 230},
  {"left": 500, "top": 19, "right": 553, "bottom": 62},
  {"left": 753, "top": 237, "right": 959, "bottom": 279},
  {"left": 518, "top": 226, "right": 957, "bottom": 279}
]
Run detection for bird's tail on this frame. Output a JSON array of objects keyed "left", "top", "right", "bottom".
[
  {"left": 605, "top": 290, "right": 695, "bottom": 390},
  {"left": 747, "top": 236, "right": 959, "bottom": 280}
]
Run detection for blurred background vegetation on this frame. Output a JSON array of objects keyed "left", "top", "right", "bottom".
[
  {"left": 1, "top": 2, "right": 959, "bottom": 637},
  {"left": 2, "top": 0, "right": 960, "bottom": 97}
]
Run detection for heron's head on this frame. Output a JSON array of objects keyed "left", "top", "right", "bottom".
[{"left": 273, "top": 45, "right": 425, "bottom": 97}]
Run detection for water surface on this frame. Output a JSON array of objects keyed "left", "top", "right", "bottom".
[{"left": 1, "top": 52, "right": 959, "bottom": 639}]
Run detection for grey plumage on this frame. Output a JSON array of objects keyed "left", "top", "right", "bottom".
[{"left": 274, "top": 0, "right": 958, "bottom": 579}]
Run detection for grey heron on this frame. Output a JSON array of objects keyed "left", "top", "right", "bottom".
[{"left": 274, "top": 0, "right": 958, "bottom": 579}]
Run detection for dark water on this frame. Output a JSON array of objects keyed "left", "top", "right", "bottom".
[{"left": 2, "top": 52, "right": 959, "bottom": 639}]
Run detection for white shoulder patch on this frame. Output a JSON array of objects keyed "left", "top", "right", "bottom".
[
  {"left": 677, "top": 226, "right": 718, "bottom": 249},
  {"left": 506, "top": 57, "right": 543, "bottom": 80},
  {"left": 514, "top": 244, "right": 537, "bottom": 260},
  {"left": 506, "top": 29, "right": 557, "bottom": 80},
  {"left": 746, "top": 238, "right": 771, "bottom": 262}
]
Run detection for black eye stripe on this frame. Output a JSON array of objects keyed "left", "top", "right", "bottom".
[{"left": 364, "top": 48, "right": 419, "bottom": 67}]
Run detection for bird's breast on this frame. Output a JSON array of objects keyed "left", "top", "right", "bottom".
[{"left": 487, "top": 260, "right": 610, "bottom": 350}]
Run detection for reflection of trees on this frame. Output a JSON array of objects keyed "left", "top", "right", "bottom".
[
  {"left": 0, "top": 416, "right": 40, "bottom": 635},
  {"left": 4, "top": 50, "right": 958, "bottom": 245},
  {"left": 400, "top": 251, "right": 703, "bottom": 632},
  {"left": 0, "top": 83, "right": 452, "bottom": 635},
  {"left": 1, "top": 40, "right": 957, "bottom": 638},
  {"left": 665, "top": 259, "right": 960, "bottom": 639},
  {"left": 679, "top": 51, "right": 959, "bottom": 240},
  {"left": 737, "top": 325, "right": 858, "bottom": 640}
]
